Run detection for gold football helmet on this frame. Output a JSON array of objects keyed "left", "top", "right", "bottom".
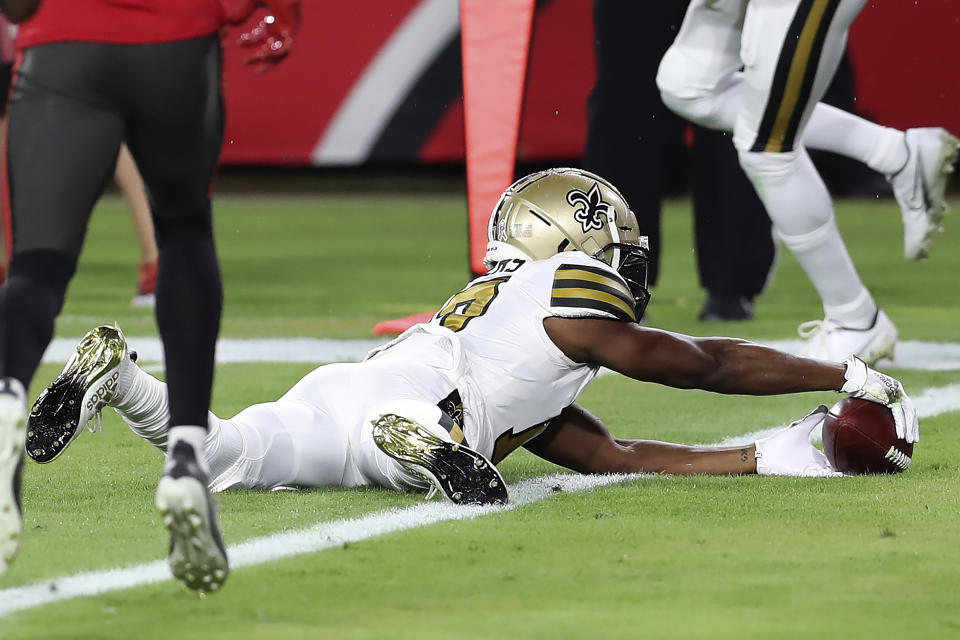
[{"left": 485, "top": 167, "right": 651, "bottom": 317}]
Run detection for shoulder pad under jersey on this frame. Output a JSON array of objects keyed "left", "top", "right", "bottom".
[{"left": 548, "top": 258, "right": 637, "bottom": 322}]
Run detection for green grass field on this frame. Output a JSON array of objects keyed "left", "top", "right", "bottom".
[{"left": 2, "top": 192, "right": 959, "bottom": 639}]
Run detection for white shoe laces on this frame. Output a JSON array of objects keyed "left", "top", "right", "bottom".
[
  {"left": 797, "top": 318, "right": 839, "bottom": 339},
  {"left": 87, "top": 412, "right": 104, "bottom": 435}
]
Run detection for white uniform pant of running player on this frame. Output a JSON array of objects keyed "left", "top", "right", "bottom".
[
  {"left": 657, "top": 0, "right": 866, "bottom": 156},
  {"left": 657, "top": 0, "right": 878, "bottom": 323},
  {"left": 200, "top": 359, "right": 457, "bottom": 494}
]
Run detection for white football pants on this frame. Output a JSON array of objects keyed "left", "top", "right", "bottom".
[
  {"left": 657, "top": 0, "right": 890, "bottom": 325},
  {"left": 114, "top": 359, "right": 459, "bottom": 494}
]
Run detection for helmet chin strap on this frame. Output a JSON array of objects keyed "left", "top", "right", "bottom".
[
  {"left": 607, "top": 214, "right": 622, "bottom": 270},
  {"left": 482, "top": 241, "right": 534, "bottom": 269}
]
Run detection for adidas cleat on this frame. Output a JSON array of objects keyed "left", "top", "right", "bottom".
[
  {"left": 0, "top": 379, "right": 26, "bottom": 575},
  {"left": 27, "top": 325, "right": 131, "bottom": 463},
  {"left": 372, "top": 414, "right": 508, "bottom": 506},
  {"left": 156, "top": 441, "right": 229, "bottom": 593},
  {"left": 888, "top": 127, "right": 960, "bottom": 260}
]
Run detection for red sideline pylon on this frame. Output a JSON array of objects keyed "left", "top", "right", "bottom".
[
  {"left": 372, "top": 311, "right": 435, "bottom": 336},
  {"left": 373, "top": 0, "right": 534, "bottom": 335},
  {"left": 461, "top": 0, "right": 535, "bottom": 276}
]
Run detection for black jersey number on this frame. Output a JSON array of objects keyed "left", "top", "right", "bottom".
[{"left": 436, "top": 277, "right": 509, "bottom": 332}]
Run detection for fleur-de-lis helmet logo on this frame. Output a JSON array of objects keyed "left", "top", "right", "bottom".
[{"left": 566, "top": 183, "right": 613, "bottom": 233}]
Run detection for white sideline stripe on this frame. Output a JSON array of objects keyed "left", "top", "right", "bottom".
[
  {"left": 41, "top": 337, "right": 960, "bottom": 370},
  {"left": 41, "top": 336, "right": 390, "bottom": 365},
  {"left": 5, "top": 378, "right": 959, "bottom": 616},
  {"left": 761, "top": 339, "right": 960, "bottom": 372},
  {"left": 0, "top": 473, "right": 642, "bottom": 617},
  {"left": 310, "top": 0, "right": 460, "bottom": 165}
]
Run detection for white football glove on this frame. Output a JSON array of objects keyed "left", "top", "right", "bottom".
[
  {"left": 841, "top": 356, "right": 919, "bottom": 443},
  {"left": 754, "top": 406, "right": 843, "bottom": 477}
]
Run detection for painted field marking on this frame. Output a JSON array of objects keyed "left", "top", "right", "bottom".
[
  {"left": 40, "top": 337, "right": 960, "bottom": 371},
  {"left": 5, "top": 353, "right": 958, "bottom": 617},
  {"left": 0, "top": 473, "right": 641, "bottom": 618}
]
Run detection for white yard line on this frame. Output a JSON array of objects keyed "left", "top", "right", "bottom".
[
  {"left": 0, "top": 473, "right": 641, "bottom": 617},
  {"left": 4, "top": 349, "right": 958, "bottom": 618},
  {"left": 40, "top": 337, "right": 960, "bottom": 370},
  {"left": 42, "top": 336, "right": 390, "bottom": 365}
]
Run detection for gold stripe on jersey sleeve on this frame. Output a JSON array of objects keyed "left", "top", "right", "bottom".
[
  {"left": 762, "top": 0, "right": 834, "bottom": 152},
  {"left": 556, "top": 267, "right": 631, "bottom": 292},
  {"left": 551, "top": 264, "right": 637, "bottom": 322},
  {"left": 555, "top": 266, "right": 633, "bottom": 300},
  {"left": 551, "top": 287, "right": 636, "bottom": 321}
]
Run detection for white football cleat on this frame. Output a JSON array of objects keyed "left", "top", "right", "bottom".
[
  {"left": 798, "top": 309, "right": 897, "bottom": 366},
  {"left": 887, "top": 127, "right": 959, "bottom": 260},
  {"left": 27, "top": 325, "right": 133, "bottom": 464},
  {"left": 156, "top": 441, "right": 229, "bottom": 593}
]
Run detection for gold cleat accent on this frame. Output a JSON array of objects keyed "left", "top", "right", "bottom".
[
  {"left": 372, "top": 414, "right": 507, "bottom": 506},
  {"left": 27, "top": 324, "right": 129, "bottom": 463}
]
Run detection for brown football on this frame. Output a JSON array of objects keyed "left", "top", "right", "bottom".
[{"left": 822, "top": 397, "right": 913, "bottom": 474}]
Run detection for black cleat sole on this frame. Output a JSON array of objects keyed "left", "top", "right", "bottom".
[{"left": 372, "top": 414, "right": 508, "bottom": 506}]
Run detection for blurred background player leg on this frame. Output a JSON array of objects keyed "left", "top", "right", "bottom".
[
  {"left": 113, "top": 144, "right": 159, "bottom": 307},
  {"left": 6, "top": 0, "right": 300, "bottom": 590},
  {"left": 584, "top": 0, "right": 774, "bottom": 321},
  {"left": 656, "top": 0, "right": 936, "bottom": 362},
  {"left": 583, "top": 0, "right": 679, "bottom": 293},
  {"left": 657, "top": 0, "right": 958, "bottom": 266},
  {"left": 0, "top": 12, "right": 15, "bottom": 287},
  {"left": 691, "top": 126, "right": 774, "bottom": 321},
  {"left": 0, "top": 14, "right": 24, "bottom": 574},
  {"left": 731, "top": 0, "right": 895, "bottom": 363},
  {"left": 0, "top": 42, "right": 127, "bottom": 574},
  {"left": 118, "top": 36, "right": 228, "bottom": 592}
]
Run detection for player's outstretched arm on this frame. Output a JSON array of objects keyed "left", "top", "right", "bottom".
[
  {"left": 524, "top": 404, "right": 757, "bottom": 476},
  {"left": 543, "top": 317, "right": 847, "bottom": 395},
  {"left": 543, "top": 317, "right": 918, "bottom": 441},
  {"left": 525, "top": 404, "right": 840, "bottom": 477}
]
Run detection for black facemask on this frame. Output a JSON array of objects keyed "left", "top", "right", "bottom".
[{"left": 609, "top": 243, "right": 651, "bottom": 320}]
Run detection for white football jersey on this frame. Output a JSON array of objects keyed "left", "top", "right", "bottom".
[{"left": 367, "top": 251, "right": 638, "bottom": 464}]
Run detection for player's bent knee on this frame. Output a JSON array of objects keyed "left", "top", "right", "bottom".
[
  {"left": 657, "top": 50, "right": 725, "bottom": 128},
  {"left": 736, "top": 148, "right": 801, "bottom": 182},
  {"left": 6, "top": 249, "right": 77, "bottom": 308},
  {"left": 153, "top": 205, "right": 214, "bottom": 241},
  {"left": 658, "top": 85, "right": 734, "bottom": 132}
]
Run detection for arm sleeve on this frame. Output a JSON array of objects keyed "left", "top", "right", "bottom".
[{"left": 548, "top": 261, "right": 637, "bottom": 322}]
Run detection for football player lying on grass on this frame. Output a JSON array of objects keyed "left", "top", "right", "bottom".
[{"left": 27, "top": 169, "right": 918, "bottom": 506}]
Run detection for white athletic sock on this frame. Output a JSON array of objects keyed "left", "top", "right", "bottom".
[
  {"left": 167, "top": 425, "right": 210, "bottom": 474},
  {"left": 111, "top": 364, "right": 171, "bottom": 450},
  {"left": 203, "top": 419, "right": 244, "bottom": 490},
  {"left": 111, "top": 364, "right": 223, "bottom": 466},
  {"left": 778, "top": 218, "right": 877, "bottom": 326},
  {"left": 804, "top": 103, "right": 907, "bottom": 174},
  {"left": 739, "top": 148, "right": 877, "bottom": 327}
]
